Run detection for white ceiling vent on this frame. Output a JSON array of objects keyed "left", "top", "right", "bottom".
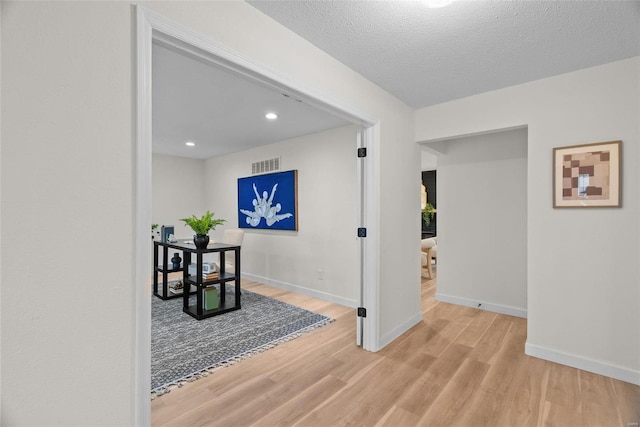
[{"left": 252, "top": 157, "right": 280, "bottom": 175}]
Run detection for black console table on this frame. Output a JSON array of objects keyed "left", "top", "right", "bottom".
[
  {"left": 181, "top": 242, "right": 241, "bottom": 320},
  {"left": 152, "top": 240, "right": 241, "bottom": 320}
]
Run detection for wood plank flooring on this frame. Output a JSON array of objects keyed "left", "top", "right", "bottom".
[{"left": 152, "top": 273, "right": 640, "bottom": 426}]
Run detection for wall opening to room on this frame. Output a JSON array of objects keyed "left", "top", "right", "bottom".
[
  {"left": 136, "top": 8, "right": 380, "bottom": 420},
  {"left": 419, "top": 127, "right": 528, "bottom": 318},
  {"left": 149, "top": 40, "right": 363, "bottom": 361},
  {"left": 420, "top": 149, "right": 438, "bottom": 282}
]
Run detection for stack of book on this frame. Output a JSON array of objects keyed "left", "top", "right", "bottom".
[{"left": 202, "top": 271, "right": 219, "bottom": 281}]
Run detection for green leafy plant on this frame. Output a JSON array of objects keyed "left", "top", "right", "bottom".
[
  {"left": 422, "top": 203, "right": 435, "bottom": 226},
  {"left": 180, "top": 211, "right": 226, "bottom": 236}
]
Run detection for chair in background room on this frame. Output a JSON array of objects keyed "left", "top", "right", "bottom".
[
  {"left": 421, "top": 237, "right": 437, "bottom": 279},
  {"left": 218, "top": 228, "right": 245, "bottom": 272},
  {"left": 213, "top": 228, "right": 245, "bottom": 294}
]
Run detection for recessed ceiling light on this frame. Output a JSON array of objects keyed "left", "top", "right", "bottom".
[
  {"left": 185, "top": 141, "right": 196, "bottom": 147},
  {"left": 265, "top": 112, "right": 278, "bottom": 120}
]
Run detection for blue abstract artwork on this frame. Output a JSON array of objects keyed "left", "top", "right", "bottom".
[{"left": 237, "top": 170, "right": 298, "bottom": 231}]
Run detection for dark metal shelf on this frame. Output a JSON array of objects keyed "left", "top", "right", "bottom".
[
  {"left": 184, "top": 272, "right": 236, "bottom": 287},
  {"left": 153, "top": 289, "right": 195, "bottom": 300},
  {"left": 154, "top": 264, "right": 183, "bottom": 274},
  {"left": 153, "top": 240, "right": 241, "bottom": 320}
]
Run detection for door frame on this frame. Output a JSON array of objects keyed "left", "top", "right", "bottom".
[{"left": 135, "top": 6, "right": 380, "bottom": 425}]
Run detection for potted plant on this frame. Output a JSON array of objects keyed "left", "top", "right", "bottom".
[
  {"left": 422, "top": 203, "right": 435, "bottom": 226},
  {"left": 180, "top": 211, "right": 226, "bottom": 249}
]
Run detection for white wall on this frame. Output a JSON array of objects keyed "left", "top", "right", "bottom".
[
  {"left": 0, "top": 1, "right": 4, "bottom": 421},
  {"left": 205, "top": 126, "right": 359, "bottom": 306},
  {"left": 2, "top": 2, "right": 135, "bottom": 425},
  {"left": 375, "top": 108, "right": 421, "bottom": 347},
  {"left": 432, "top": 128, "right": 528, "bottom": 317},
  {"left": 153, "top": 126, "right": 359, "bottom": 306},
  {"left": 152, "top": 154, "right": 206, "bottom": 267},
  {"left": 415, "top": 57, "right": 640, "bottom": 385},
  {"left": 152, "top": 154, "right": 206, "bottom": 240},
  {"left": 1, "top": 1, "right": 417, "bottom": 424},
  {"left": 421, "top": 150, "right": 438, "bottom": 171}
]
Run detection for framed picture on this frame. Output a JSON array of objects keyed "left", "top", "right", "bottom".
[
  {"left": 161, "top": 225, "right": 174, "bottom": 242},
  {"left": 237, "top": 170, "right": 298, "bottom": 230},
  {"left": 553, "top": 140, "right": 621, "bottom": 208}
]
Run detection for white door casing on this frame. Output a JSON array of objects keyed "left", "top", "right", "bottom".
[{"left": 135, "top": 5, "right": 381, "bottom": 425}]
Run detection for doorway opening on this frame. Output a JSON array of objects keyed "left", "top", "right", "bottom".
[
  {"left": 418, "top": 127, "right": 528, "bottom": 318},
  {"left": 136, "top": 6, "right": 379, "bottom": 424}
]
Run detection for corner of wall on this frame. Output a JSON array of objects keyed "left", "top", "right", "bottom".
[{"left": 377, "top": 311, "right": 423, "bottom": 351}]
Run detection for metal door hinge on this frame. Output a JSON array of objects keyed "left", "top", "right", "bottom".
[
  {"left": 357, "top": 147, "right": 367, "bottom": 158},
  {"left": 357, "top": 307, "right": 367, "bottom": 318},
  {"left": 357, "top": 227, "right": 367, "bottom": 238}
]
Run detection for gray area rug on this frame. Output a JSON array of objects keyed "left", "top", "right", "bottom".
[{"left": 152, "top": 285, "right": 333, "bottom": 396}]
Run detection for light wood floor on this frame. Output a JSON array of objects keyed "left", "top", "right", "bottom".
[{"left": 152, "top": 272, "right": 640, "bottom": 426}]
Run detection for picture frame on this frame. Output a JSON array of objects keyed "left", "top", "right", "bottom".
[
  {"left": 161, "top": 225, "right": 175, "bottom": 242},
  {"left": 237, "top": 170, "right": 298, "bottom": 230},
  {"left": 553, "top": 140, "right": 621, "bottom": 208}
]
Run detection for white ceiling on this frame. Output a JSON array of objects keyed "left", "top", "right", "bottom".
[
  {"left": 249, "top": 0, "right": 640, "bottom": 108},
  {"left": 152, "top": 43, "right": 352, "bottom": 159},
  {"left": 153, "top": 1, "right": 640, "bottom": 160}
]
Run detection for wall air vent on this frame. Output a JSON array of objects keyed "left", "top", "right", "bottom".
[{"left": 252, "top": 157, "right": 281, "bottom": 175}]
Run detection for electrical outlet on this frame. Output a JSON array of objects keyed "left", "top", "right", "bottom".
[{"left": 317, "top": 269, "right": 324, "bottom": 280}]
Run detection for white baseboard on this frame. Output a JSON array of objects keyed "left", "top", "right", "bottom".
[
  {"left": 242, "top": 272, "right": 358, "bottom": 308},
  {"left": 435, "top": 292, "right": 527, "bottom": 318},
  {"left": 525, "top": 342, "right": 640, "bottom": 386},
  {"left": 378, "top": 312, "right": 423, "bottom": 351}
]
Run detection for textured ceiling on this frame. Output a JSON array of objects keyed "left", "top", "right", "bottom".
[
  {"left": 153, "top": 1, "right": 640, "bottom": 160},
  {"left": 248, "top": 0, "right": 640, "bottom": 108}
]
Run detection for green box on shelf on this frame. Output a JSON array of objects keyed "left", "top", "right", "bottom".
[{"left": 204, "top": 287, "right": 219, "bottom": 310}]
